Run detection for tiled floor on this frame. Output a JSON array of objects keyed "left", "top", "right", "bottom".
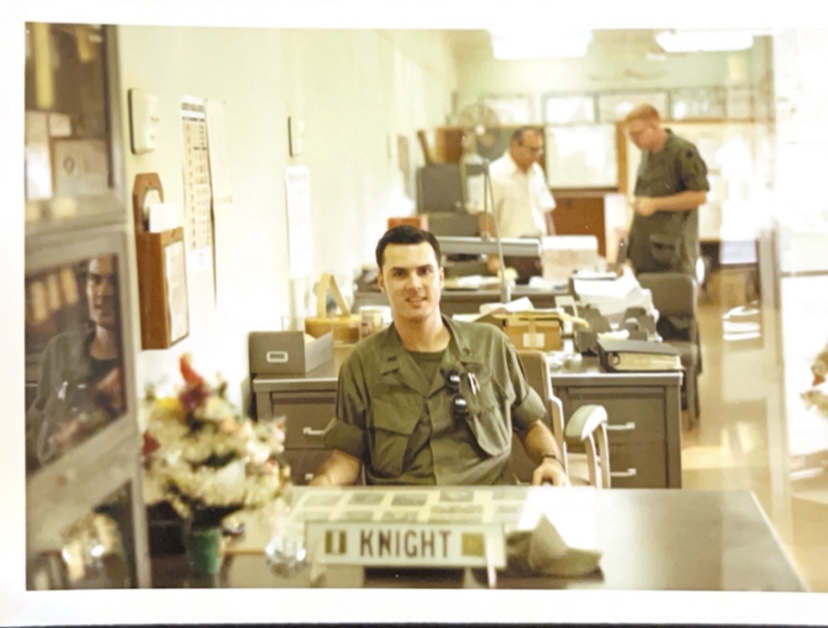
[{"left": 682, "top": 277, "right": 828, "bottom": 592}]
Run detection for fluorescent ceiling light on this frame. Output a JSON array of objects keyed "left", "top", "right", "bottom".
[
  {"left": 656, "top": 30, "right": 754, "bottom": 53},
  {"left": 490, "top": 32, "right": 592, "bottom": 60}
]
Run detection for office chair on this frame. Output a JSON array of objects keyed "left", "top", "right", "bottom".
[
  {"left": 636, "top": 272, "right": 702, "bottom": 428},
  {"left": 515, "top": 350, "right": 611, "bottom": 488}
]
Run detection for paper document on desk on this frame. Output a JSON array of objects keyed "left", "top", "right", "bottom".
[
  {"left": 573, "top": 269, "right": 655, "bottom": 322},
  {"left": 527, "top": 276, "right": 568, "bottom": 291},
  {"left": 573, "top": 269, "right": 638, "bottom": 299},
  {"left": 572, "top": 269, "right": 620, "bottom": 281},
  {"left": 479, "top": 297, "right": 535, "bottom": 315}
]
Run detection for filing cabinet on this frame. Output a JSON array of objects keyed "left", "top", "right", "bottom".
[
  {"left": 253, "top": 360, "right": 339, "bottom": 486},
  {"left": 551, "top": 362, "right": 683, "bottom": 488}
]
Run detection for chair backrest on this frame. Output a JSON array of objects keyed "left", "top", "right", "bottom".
[
  {"left": 636, "top": 272, "right": 696, "bottom": 318},
  {"left": 516, "top": 350, "right": 612, "bottom": 487},
  {"left": 515, "top": 350, "right": 567, "bottom": 480},
  {"left": 563, "top": 405, "right": 611, "bottom": 489}
]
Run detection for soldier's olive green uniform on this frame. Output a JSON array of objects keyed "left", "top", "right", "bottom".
[
  {"left": 323, "top": 316, "right": 545, "bottom": 486},
  {"left": 627, "top": 129, "right": 710, "bottom": 275}
]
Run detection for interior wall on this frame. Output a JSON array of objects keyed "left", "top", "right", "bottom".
[
  {"left": 773, "top": 29, "right": 828, "bottom": 275},
  {"left": 116, "top": 26, "right": 457, "bottom": 405}
]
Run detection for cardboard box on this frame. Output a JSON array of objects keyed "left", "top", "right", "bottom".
[
  {"left": 493, "top": 311, "right": 563, "bottom": 351},
  {"left": 248, "top": 330, "right": 333, "bottom": 375},
  {"left": 305, "top": 315, "right": 361, "bottom": 344},
  {"left": 387, "top": 215, "right": 429, "bottom": 230}
]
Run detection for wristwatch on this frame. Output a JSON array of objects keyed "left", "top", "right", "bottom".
[{"left": 542, "top": 453, "right": 563, "bottom": 467}]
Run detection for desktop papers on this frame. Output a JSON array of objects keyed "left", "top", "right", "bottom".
[
  {"left": 573, "top": 269, "right": 655, "bottom": 323},
  {"left": 287, "top": 486, "right": 599, "bottom": 552}
]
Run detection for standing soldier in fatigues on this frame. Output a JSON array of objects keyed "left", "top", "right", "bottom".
[{"left": 624, "top": 104, "right": 710, "bottom": 276}]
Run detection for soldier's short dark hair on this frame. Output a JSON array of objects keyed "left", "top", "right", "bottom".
[{"left": 375, "top": 225, "right": 442, "bottom": 269}]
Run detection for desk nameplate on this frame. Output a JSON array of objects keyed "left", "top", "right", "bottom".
[{"left": 305, "top": 521, "right": 506, "bottom": 568}]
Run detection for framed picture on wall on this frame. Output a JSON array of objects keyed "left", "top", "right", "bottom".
[
  {"left": 598, "top": 91, "right": 670, "bottom": 123},
  {"left": 543, "top": 94, "right": 596, "bottom": 124},
  {"left": 479, "top": 94, "right": 533, "bottom": 125}
]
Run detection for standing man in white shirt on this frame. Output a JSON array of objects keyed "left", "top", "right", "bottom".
[
  {"left": 467, "top": 127, "right": 555, "bottom": 281},
  {"left": 488, "top": 127, "right": 556, "bottom": 239}
]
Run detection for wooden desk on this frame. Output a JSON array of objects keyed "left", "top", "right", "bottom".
[
  {"left": 150, "top": 488, "right": 807, "bottom": 592},
  {"left": 550, "top": 191, "right": 609, "bottom": 256}
]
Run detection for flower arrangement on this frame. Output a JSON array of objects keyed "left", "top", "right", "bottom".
[{"left": 142, "top": 354, "right": 290, "bottom": 530}]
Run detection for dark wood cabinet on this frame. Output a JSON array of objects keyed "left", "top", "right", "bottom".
[{"left": 550, "top": 192, "right": 609, "bottom": 257}]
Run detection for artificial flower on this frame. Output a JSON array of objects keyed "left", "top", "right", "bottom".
[{"left": 142, "top": 355, "right": 289, "bottom": 528}]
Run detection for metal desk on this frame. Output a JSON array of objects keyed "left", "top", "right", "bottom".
[
  {"left": 252, "top": 356, "right": 682, "bottom": 489},
  {"left": 549, "top": 357, "right": 683, "bottom": 488},
  {"left": 353, "top": 286, "right": 567, "bottom": 316}
]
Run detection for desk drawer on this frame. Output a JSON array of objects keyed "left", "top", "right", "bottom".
[
  {"left": 607, "top": 442, "right": 667, "bottom": 488},
  {"left": 563, "top": 388, "right": 665, "bottom": 443},
  {"left": 271, "top": 393, "right": 336, "bottom": 449},
  {"left": 282, "top": 449, "right": 332, "bottom": 485}
]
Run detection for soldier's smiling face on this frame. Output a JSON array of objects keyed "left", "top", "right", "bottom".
[{"left": 378, "top": 242, "right": 444, "bottom": 324}]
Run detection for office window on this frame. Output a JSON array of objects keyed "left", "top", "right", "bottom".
[
  {"left": 544, "top": 124, "right": 618, "bottom": 189},
  {"left": 479, "top": 94, "right": 533, "bottom": 125},
  {"left": 670, "top": 86, "right": 727, "bottom": 120},
  {"left": 543, "top": 94, "right": 596, "bottom": 124},
  {"left": 598, "top": 91, "right": 669, "bottom": 122}
]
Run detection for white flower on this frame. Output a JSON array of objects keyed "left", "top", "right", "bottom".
[
  {"left": 246, "top": 440, "right": 271, "bottom": 465},
  {"left": 198, "top": 396, "right": 235, "bottom": 422},
  {"left": 141, "top": 372, "right": 289, "bottom": 521}
]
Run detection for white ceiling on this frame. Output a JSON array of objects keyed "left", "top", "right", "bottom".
[{"left": 447, "top": 29, "right": 766, "bottom": 60}]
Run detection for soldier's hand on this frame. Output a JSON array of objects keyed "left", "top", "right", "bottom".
[
  {"left": 633, "top": 197, "right": 658, "bottom": 216},
  {"left": 532, "top": 457, "right": 571, "bottom": 487}
]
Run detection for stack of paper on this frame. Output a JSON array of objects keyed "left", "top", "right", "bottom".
[{"left": 573, "top": 269, "right": 655, "bottom": 324}]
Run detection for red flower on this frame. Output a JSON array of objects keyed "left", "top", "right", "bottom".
[
  {"left": 142, "top": 431, "right": 160, "bottom": 458},
  {"left": 179, "top": 354, "right": 204, "bottom": 387},
  {"left": 178, "top": 354, "right": 210, "bottom": 411},
  {"left": 179, "top": 385, "right": 210, "bottom": 411}
]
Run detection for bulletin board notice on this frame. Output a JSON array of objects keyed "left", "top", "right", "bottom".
[{"left": 181, "top": 96, "right": 216, "bottom": 314}]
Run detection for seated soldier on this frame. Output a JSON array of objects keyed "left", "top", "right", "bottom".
[{"left": 310, "top": 225, "right": 569, "bottom": 487}]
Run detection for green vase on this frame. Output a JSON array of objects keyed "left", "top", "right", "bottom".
[{"left": 183, "top": 525, "right": 222, "bottom": 577}]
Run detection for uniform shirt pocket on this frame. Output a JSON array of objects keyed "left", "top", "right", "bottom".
[
  {"left": 368, "top": 398, "right": 418, "bottom": 478},
  {"left": 464, "top": 377, "right": 511, "bottom": 457}
]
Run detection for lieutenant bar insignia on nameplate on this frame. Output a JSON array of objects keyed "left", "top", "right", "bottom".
[{"left": 305, "top": 522, "right": 506, "bottom": 568}]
